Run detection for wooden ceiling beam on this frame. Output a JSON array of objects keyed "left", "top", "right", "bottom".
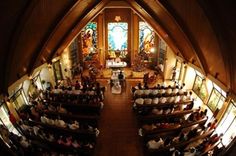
[
  {"left": 158, "top": 0, "right": 208, "bottom": 75},
  {"left": 48, "top": 0, "right": 110, "bottom": 61}
]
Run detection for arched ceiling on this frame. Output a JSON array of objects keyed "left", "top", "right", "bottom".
[{"left": 0, "top": 0, "right": 236, "bottom": 96}]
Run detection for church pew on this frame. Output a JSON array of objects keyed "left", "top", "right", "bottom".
[
  {"left": 40, "top": 110, "right": 99, "bottom": 127},
  {"left": 138, "top": 109, "right": 196, "bottom": 124},
  {"left": 44, "top": 101, "right": 102, "bottom": 115},
  {"left": 133, "top": 92, "right": 187, "bottom": 99},
  {"left": 26, "top": 120, "right": 97, "bottom": 142},
  {"left": 135, "top": 100, "right": 193, "bottom": 109},
  {"left": 27, "top": 134, "right": 94, "bottom": 156},
  {"left": 146, "top": 129, "right": 215, "bottom": 156}
]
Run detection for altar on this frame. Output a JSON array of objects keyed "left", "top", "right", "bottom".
[{"left": 106, "top": 59, "right": 127, "bottom": 69}]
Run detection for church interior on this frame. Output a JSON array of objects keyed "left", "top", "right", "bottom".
[{"left": 1, "top": 0, "right": 236, "bottom": 156}]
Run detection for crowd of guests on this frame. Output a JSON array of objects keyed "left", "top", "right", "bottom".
[
  {"left": 132, "top": 81, "right": 222, "bottom": 156},
  {"left": 146, "top": 119, "right": 222, "bottom": 154},
  {"left": 0, "top": 77, "right": 105, "bottom": 156}
]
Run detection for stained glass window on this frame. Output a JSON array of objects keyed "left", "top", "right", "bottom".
[
  {"left": 81, "top": 22, "right": 97, "bottom": 60},
  {"left": 139, "top": 22, "right": 155, "bottom": 53},
  {"left": 108, "top": 22, "right": 128, "bottom": 58},
  {"left": 192, "top": 75, "right": 208, "bottom": 102},
  {"left": 207, "top": 88, "right": 226, "bottom": 112}
]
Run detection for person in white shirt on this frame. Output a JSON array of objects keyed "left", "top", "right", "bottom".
[
  {"left": 187, "top": 91, "right": 193, "bottom": 101},
  {"left": 147, "top": 138, "right": 164, "bottom": 149},
  {"left": 144, "top": 98, "right": 152, "bottom": 105},
  {"left": 168, "top": 96, "right": 175, "bottom": 103},
  {"left": 151, "top": 89, "right": 159, "bottom": 96},
  {"left": 159, "top": 97, "right": 167, "bottom": 104},
  {"left": 160, "top": 86, "right": 166, "bottom": 94},
  {"left": 174, "top": 94, "right": 180, "bottom": 103},
  {"left": 173, "top": 86, "right": 179, "bottom": 94},
  {"left": 134, "top": 89, "right": 143, "bottom": 97},
  {"left": 135, "top": 98, "right": 144, "bottom": 105},
  {"left": 152, "top": 98, "right": 159, "bottom": 104},
  {"left": 179, "top": 86, "right": 184, "bottom": 94},
  {"left": 144, "top": 89, "right": 151, "bottom": 96},
  {"left": 166, "top": 86, "right": 172, "bottom": 95},
  {"left": 180, "top": 95, "right": 187, "bottom": 102}
]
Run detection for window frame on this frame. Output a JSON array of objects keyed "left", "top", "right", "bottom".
[
  {"left": 9, "top": 87, "right": 28, "bottom": 110},
  {"left": 192, "top": 74, "right": 208, "bottom": 102},
  {"left": 215, "top": 101, "right": 236, "bottom": 147},
  {"left": 207, "top": 87, "right": 226, "bottom": 112}
]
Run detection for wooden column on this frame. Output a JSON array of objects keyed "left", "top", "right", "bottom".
[
  {"left": 97, "top": 13, "right": 105, "bottom": 67},
  {"left": 132, "top": 13, "right": 139, "bottom": 67}
]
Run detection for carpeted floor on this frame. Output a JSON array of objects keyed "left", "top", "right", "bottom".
[{"left": 94, "top": 80, "right": 144, "bottom": 156}]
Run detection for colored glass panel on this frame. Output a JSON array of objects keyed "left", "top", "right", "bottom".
[{"left": 139, "top": 22, "right": 155, "bottom": 53}]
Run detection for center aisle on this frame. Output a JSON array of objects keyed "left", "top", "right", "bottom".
[{"left": 94, "top": 80, "right": 144, "bottom": 156}]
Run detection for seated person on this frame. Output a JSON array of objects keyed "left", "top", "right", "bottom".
[
  {"left": 143, "top": 89, "right": 151, "bottom": 96},
  {"left": 147, "top": 137, "right": 164, "bottom": 150},
  {"left": 55, "top": 119, "right": 67, "bottom": 128},
  {"left": 134, "top": 89, "right": 143, "bottom": 97},
  {"left": 152, "top": 108, "right": 163, "bottom": 115},
  {"left": 152, "top": 98, "right": 159, "bottom": 105},
  {"left": 184, "top": 101, "right": 194, "bottom": 110},
  {"left": 159, "top": 96, "right": 167, "bottom": 104},
  {"left": 69, "top": 120, "right": 80, "bottom": 130},
  {"left": 144, "top": 98, "right": 152, "bottom": 105},
  {"left": 168, "top": 96, "right": 175, "bottom": 103},
  {"left": 186, "top": 91, "right": 193, "bottom": 101},
  {"left": 166, "top": 85, "right": 172, "bottom": 95},
  {"left": 179, "top": 86, "right": 184, "bottom": 94},
  {"left": 173, "top": 86, "right": 179, "bottom": 94},
  {"left": 174, "top": 93, "right": 180, "bottom": 103},
  {"left": 151, "top": 89, "right": 159, "bottom": 96},
  {"left": 160, "top": 86, "right": 166, "bottom": 94},
  {"left": 135, "top": 98, "right": 144, "bottom": 105}
]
